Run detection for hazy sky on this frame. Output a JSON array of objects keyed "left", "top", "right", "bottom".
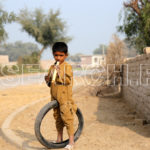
[{"left": 2, "top": 0, "right": 125, "bottom": 60}]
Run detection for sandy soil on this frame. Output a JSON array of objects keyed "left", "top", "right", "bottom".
[{"left": 1, "top": 77, "right": 150, "bottom": 150}]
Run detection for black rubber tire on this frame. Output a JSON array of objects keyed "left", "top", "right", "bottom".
[{"left": 34, "top": 100, "right": 84, "bottom": 149}]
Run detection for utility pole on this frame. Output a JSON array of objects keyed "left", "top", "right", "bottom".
[{"left": 103, "top": 45, "right": 105, "bottom": 56}]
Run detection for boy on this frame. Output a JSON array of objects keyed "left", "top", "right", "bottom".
[{"left": 45, "top": 42, "right": 77, "bottom": 150}]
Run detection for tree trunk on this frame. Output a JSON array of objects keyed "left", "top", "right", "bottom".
[
  {"left": 124, "top": 0, "right": 141, "bottom": 15},
  {"left": 38, "top": 46, "right": 45, "bottom": 59}
]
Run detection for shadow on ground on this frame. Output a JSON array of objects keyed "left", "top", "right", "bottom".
[
  {"left": 95, "top": 92, "right": 150, "bottom": 138},
  {"left": 14, "top": 130, "right": 47, "bottom": 150}
]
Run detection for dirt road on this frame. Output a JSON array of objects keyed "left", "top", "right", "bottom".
[{"left": 0, "top": 77, "right": 150, "bottom": 150}]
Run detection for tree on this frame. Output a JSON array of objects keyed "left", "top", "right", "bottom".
[
  {"left": 87, "top": 35, "right": 126, "bottom": 90},
  {"left": 106, "top": 34, "right": 125, "bottom": 65},
  {"left": 66, "top": 53, "right": 82, "bottom": 62},
  {"left": 18, "top": 51, "right": 39, "bottom": 64},
  {"left": 0, "top": 41, "right": 40, "bottom": 61},
  {"left": 0, "top": 5, "right": 15, "bottom": 43},
  {"left": 105, "top": 34, "right": 126, "bottom": 86},
  {"left": 18, "top": 8, "right": 71, "bottom": 58},
  {"left": 124, "top": 39, "right": 137, "bottom": 57},
  {"left": 118, "top": 0, "right": 150, "bottom": 53},
  {"left": 93, "top": 44, "right": 107, "bottom": 55}
]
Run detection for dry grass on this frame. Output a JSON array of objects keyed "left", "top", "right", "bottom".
[{"left": 94, "top": 34, "right": 127, "bottom": 95}]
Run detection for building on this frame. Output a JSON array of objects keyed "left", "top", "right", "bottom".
[
  {"left": 80, "top": 55, "right": 92, "bottom": 66},
  {"left": 80, "top": 54, "right": 105, "bottom": 68},
  {"left": 92, "top": 55, "right": 105, "bottom": 66}
]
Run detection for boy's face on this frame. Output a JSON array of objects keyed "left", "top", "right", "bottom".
[{"left": 53, "top": 51, "right": 68, "bottom": 64}]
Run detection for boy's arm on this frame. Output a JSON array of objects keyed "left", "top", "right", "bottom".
[{"left": 45, "top": 65, "right": 53, "bottom": 87}]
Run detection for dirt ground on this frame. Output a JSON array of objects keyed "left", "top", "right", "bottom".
[{"left": 1, "top": 76, "right": 150, "bottom": 150}]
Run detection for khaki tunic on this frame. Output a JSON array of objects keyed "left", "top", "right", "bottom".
[{"left": 48, "top": 61, "right": 77, "bottom": 135}]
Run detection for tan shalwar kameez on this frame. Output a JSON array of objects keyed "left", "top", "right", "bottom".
[{"left": 47, "top": 61, "right": 77, "bottom": 136}]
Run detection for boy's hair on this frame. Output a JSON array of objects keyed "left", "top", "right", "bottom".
[{"left": 52, "top": 42, "right": 68, "bottom": 54}]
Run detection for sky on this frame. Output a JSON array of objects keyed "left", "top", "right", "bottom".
[{"left": 2, "top": 0, "right": 125, "bottom": 60}]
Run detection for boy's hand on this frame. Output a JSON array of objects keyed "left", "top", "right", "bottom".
[
  {"left": 54, "top": 65, "right": 61, "bottom": 75},
  {"left": 45, "top": 75, "right": 51, "bottom": 87},
  {"left": 45, "top": 75, "right": 49, "bottom": 82}
]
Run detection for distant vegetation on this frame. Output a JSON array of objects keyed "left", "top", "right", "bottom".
[
  {"left": 0, "top": 51, "right": 41, "bottom": 76},
  {"left": 0, "top": 41, "right": 40, "bottom": 61},
  {"left": 17, "top": 51, "right": 39, "bottom": 65},
  {"left": 66, "top": 53, "right": 82, "bottom": 62},
  {"left": 17, "top": 51, "right": 41, "bottom": 73},
  {"left": 93, "top": 44, "right": 107, "bottom": 55}
]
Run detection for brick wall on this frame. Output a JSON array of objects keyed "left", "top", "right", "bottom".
[
  {"left": 80, "top": 56, "right": 92, "bottom": 65},
  {"left": 122, "top": 53, "right": 150, "bottom": 119}
]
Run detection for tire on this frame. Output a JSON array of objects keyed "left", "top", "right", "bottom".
[{"left": 34, "top": 100, "right": 84, "bottom": 149}]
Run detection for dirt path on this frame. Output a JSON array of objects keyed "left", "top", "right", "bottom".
[{"left": 1, "top": 77, "right": 150, "bottom": 150}]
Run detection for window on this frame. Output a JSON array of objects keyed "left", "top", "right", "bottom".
[{"left": 94, "top": 57, "right": 98, "bottom": 63}]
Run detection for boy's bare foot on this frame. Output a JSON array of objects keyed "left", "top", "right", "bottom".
[
  {"left": 64, "top": 135, "right": 74, "bottom": 149},
  {"left": 65, "top": 144, "right": 74, "bottom": 150}
]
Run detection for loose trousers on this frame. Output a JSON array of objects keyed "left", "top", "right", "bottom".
[{"left": 51, "top": 83, "right": 77, "bottom": 136}]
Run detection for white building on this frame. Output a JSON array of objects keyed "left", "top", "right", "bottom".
[
  {"left": 80, "top": 54, "right": 105, "bottom": 68},
  {"left": 92, "top": 55, "right": 105, "bottom": 67}
]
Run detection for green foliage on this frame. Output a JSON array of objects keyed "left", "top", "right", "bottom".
[
  {"left": 123, "top": 39, "right": 138, "bottom": 57},
  {"left": 118, "top": 0, "right": 150, "bottom": 53},
  {"left": 0, "top": 51, "right": 40, "bottom": 76},
  {"left": 11, "top": 65, "right": 18, "bottom": 71},
  {"left": 93, "top": 44, "right": 107, "bottom": 55},
  {"left": 18, "top": 8, "right": 71, "bottom": 56},
  {"left": 18, "top": 51, "right": 39, "bottom": 64},
  {"left": 0, "top": 65, "right": 8, "bottom": 76},
  {"left": 0, "top": 41, "right": 40, "bottom": 61},
  {"left": 0, "top": 65, "right": 2, "bottom": 76},
  {"left": 17, "top": 51, "right": 40, "bottom": 73},
  {"left": 0, "top": 65, "right": 18, "bottom": 76},
  {"left": 142, "top": 2, "right": 150, "bottom": 45},
  {"left": 0, "top": 6, "right": 16, "bottom": 42}
]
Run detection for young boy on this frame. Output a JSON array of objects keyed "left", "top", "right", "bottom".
[{"left": 45, "top": 42, "right": 77, "bottom": 150}]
